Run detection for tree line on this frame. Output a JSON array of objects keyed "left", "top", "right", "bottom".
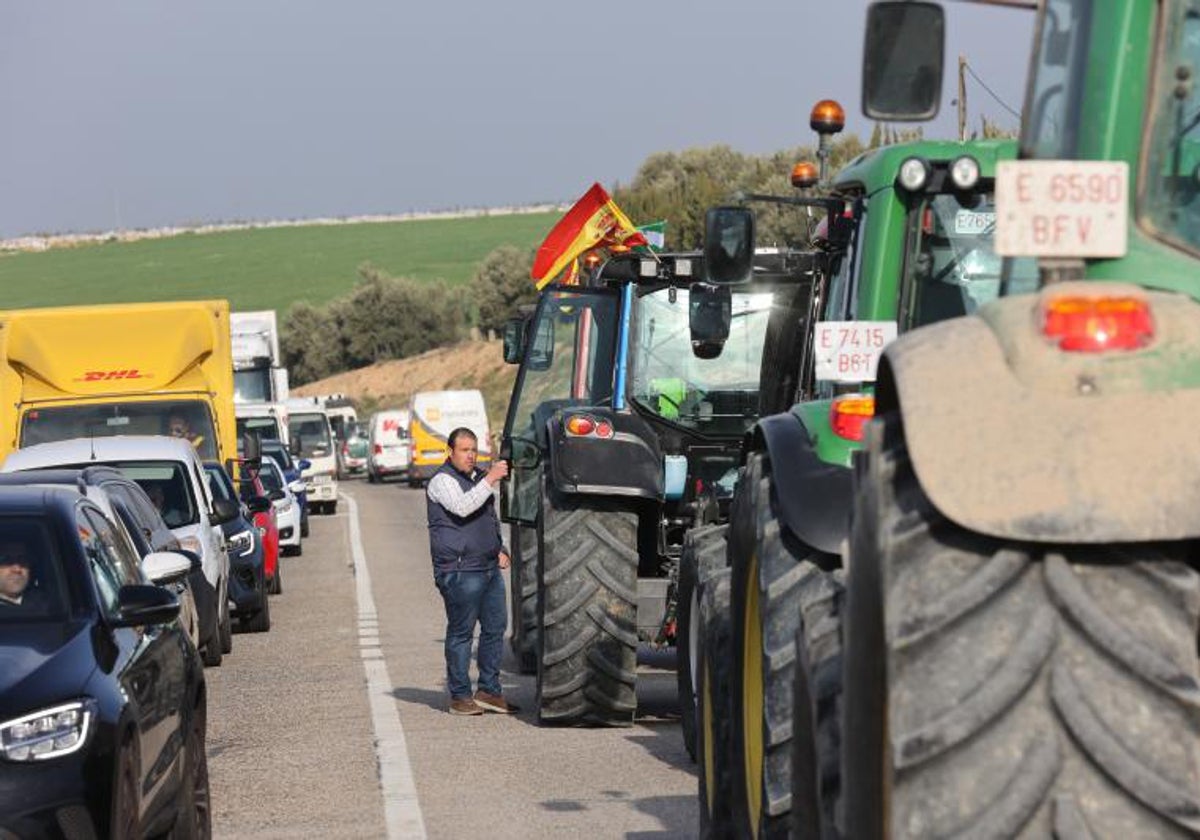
[{"left": 281, "top": 129, "right": 945, "bottom": 385}]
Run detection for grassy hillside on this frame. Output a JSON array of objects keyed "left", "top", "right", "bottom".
[{"left": 0, "top": 211, "right": 557, "bottom": 312}]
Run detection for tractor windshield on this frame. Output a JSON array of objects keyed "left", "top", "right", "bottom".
[
  {"left": 630, "top": 288, "right": 774, "bottom": 432},
  {"left": 1143, "top": 2, "right": 1200, "bottom": 257},
  {"left": 900, "top": 192, "right": 1038, "bottom": 328}
]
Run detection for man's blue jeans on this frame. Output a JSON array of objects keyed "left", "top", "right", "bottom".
[{"left": 434, "top": 566, "right": 507, "bottom": 700}]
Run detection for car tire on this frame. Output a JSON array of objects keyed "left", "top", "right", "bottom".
[
  {"left": 201, "top": 598, "right": 222, "bottom": 667},
  {"left": 300, "top": 515, "right": 309, "bottom": 538},
  {"left": 243, "top": 590, "right": 271, "bottom": 633},
  {"left": 111, "top": 736, "right": 141, "bottom": 840},
  {"left": 168, "top": 706, "right": 210, "bottom": 839},
  {"left": 329, "top": 501, "right": 338, "bottom": 515},
  {"left": 218, "top": 596, "right": 233, "bottom": 655}
]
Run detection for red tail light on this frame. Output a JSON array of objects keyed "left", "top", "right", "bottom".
[
  {"left": 1042, "top": 295, "right": 1153, "bottom": 352},
  {"left": 565, "top": 415, "right": 596, "bottom": 436},
  {"left": 830, "top": 395, "right": 875, "bottom": 442},
  {"left": 373, "top": 444, "right": 383, "bottom": 455},
  {"left": 594, "top": 421, "right": 614, "bottom": 439}
]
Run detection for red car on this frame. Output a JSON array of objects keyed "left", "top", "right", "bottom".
[{"left": 238, "top": 468, "right": 281, "bottom": 594}]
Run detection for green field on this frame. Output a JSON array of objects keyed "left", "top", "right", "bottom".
[{"left": 0, "top": 211, "right": 558, "bottom": 312}]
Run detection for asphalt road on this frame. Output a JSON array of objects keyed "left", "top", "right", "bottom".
[{"left": 206, "top": 479, "right": 699, "bottom": 839}]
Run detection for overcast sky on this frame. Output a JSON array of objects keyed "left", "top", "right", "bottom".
[{"left": 0, "top": 1, "right": 1034, "bottom": 237}]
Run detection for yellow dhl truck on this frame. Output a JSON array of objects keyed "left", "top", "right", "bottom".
[{"left": 0, "top": 300, "right": 237, "bottom": 465}]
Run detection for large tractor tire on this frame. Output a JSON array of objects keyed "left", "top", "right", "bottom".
[
  {"left": 697, "top": 567, "right": 735, "bottom": 838},
  {"left": 732, "top": 452, "right": 837, "bottom": 838},
  {"left": 789, "top": 568, "right": 846, "bottom": 840},
  {"left": 678, "top": 523, "right": 729, "bottom": 761},
  {"left": 844, "top": 414, "right": 1200, "bottom": 838},
  {"left": 509, "top": 522, "right": 539, "bottom": 674},
  {"left": 536, "top": 486, "right": 639, "bottom": 726}
]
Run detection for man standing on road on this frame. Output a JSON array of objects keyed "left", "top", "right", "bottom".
[{"left": 426, "top": 427, "right": 518, "bottom": 716}]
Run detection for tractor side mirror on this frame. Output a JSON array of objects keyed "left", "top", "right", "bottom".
[
  {"left": 502, "top": 318, "right": 526, "bottom": 364},
  {"left": 526, "top": 313, "right": 555, "bottom": 372},
  {"left": 704, "top": 207, "right": 755, "bottom": 285},
  {"left": 689, "top": 284, "right": 732, "bottom": 360},
  {"left": 862, "top": 1, "right": 944, "bottom": 121}
]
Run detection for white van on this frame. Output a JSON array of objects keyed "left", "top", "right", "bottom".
[
  {"left": 408, "top": 390, "right": 491, "bottom": 485},
  {"left": 367, "top": 409, "right": 411, "bottom": 483},
  {"left": 287, "top": 408, "right": 339, "bottom": 514}
]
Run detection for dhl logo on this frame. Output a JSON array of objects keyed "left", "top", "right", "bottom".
[{"left": 74, "top": 369, "right": 151, "bottom": 382}]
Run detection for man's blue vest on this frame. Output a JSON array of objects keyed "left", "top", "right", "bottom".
[{"left": 426, "top": 460, "right": 502, "bottom": 573}]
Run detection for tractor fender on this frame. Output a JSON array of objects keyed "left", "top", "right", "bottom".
[
  {"left": 546, "top": 407, "right": 663, "bottom": 499},
  {"left": 875, "top": 287, "right": 1200, "bottom": 543},
  {"left": 753, "top": 412, "right": 852, "bottom": 555}
]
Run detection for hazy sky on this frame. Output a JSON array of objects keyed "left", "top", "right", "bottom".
[{"left": 0, "top": 1, "right": 1034, "bottom": 237}]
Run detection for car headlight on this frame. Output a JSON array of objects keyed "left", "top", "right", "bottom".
[
  {"left": 275, "top": 499, "right": 294, "bottom": 515},
  {"left": 179, "top": 535, "right": 203, "bottom": 557},
  {"left": 227, "top": 529, "right": 255, "bottom": 557},
  {"left": 1, "top": 699, "right": 97, "bottom": 761}
]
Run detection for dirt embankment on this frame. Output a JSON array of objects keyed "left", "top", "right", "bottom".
[{"left": 292, "top": 338, "right": 517, "bottom": 432}]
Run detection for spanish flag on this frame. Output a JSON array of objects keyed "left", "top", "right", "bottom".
[{"left": 531, "top": 183, "right": 647, "bottom": 289}]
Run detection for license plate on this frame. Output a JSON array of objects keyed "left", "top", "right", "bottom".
[
  {"left": 312, "top": 474, "right": 332, "bottom": 484},
  {"left": 954, "top": 210, "right": 995, "bottom": 235},
  {"left": 995, "top": 160, "right": 1128, "bottom": 258},
  {"left": 813, "top": 321, "right": 898, "bottom": 383}
]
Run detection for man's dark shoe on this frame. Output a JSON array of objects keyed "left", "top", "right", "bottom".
[
  {"left": 449, "top": 698, "right": 484, "bottom": 716},
  {"left": 474, "top": 691, "right": 519, "bottom": 714}
]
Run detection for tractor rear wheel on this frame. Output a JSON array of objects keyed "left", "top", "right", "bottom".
[
  {"left": 788, "top": 568, "right": 845, "bottom": 840},
  {"left": 697, "top": 567, "right": 735, "bottom": 838},
  {"left": 509, "top": 522, "right": 539, "bottom": 674},
  {"left": 732, "top": 452, "right": 835, "bottom": 838},
  {"left": 844, "top": 414, "right": 1200, "bottom": 838},
  {"left": 677, "top": 523, "right": 729, "bottom": 761},
  {"left": 536, "top": 486, "right": 638, "bottom": 726}
]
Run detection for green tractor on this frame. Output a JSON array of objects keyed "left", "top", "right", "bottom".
[
  {"left": 498, "top": 240, "right": 827, "bottom": 726},
  {"left": 696, "top": 122, "right": 1042, "bottom": 833},
  {"left": 808, "top": 1, "right": 1200, "bottom": 836}
]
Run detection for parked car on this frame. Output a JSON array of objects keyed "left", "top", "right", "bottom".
[
  {"left": 236, "top": 467, "right": 281, "bottom": 595},
  {"left": 262, "top": 439, "right": 310, "bottom": 538},
  {"left": 259, "top": 458, "right": 303, "bottom": 557},
  {"left": 0, "top": 466, "right": 204, "bottom": 651},
  {"left": 0, "top": 485, "right": 208, "bottom": 838},
  {"left": 339, "top": 422, "right": 369, "bottom": 478},
  {"left": 2, "top": 436, "right": 240, "bottom": 667},
  {"left": 367, "top": 409, "right": 411, "bottom": 483},
  {"left": 204, "top": 462, "right": 272, "bottom": 633}
]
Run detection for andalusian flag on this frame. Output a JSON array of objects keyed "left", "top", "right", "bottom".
[
  {"left": 636, "top": 221, "right": 667, "bottom": 252},
  {"left": 531, "top": 183, "right": 648, "bottom": 288}
]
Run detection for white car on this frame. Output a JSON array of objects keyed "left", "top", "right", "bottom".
[
  {"left": 260, "top": 458, "right": 303, "bottom": 556},
  {"left": 1, "top": 436, "right": 239, "bottom": 666}
]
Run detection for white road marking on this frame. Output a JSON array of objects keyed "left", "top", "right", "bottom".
[{"left": 343, "top": 492, "right": 428, "bottom": 840}]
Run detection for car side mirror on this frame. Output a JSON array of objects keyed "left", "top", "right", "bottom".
[
  {"left": 111, "top": 584, "right": 180, "bottom": 628},
  {"left": 503, "top": 318, "right": 527, "bottom": 365},
  {"left": 245, "top": 495, "right": 272, "bottom": 515},
  {"left": 141, "top": 551, "right": 193, "bottom": 586},
  {"left": 210, "top": 497, "right": 240, "bottom": 525},
  {"left": 172, "top": 548, "right": 203, "bottom": 573},
  {"left": 290, "top": 436, "right": 302, "bottom": 457},
  {"left": 287, "top": 481, "right": 306, "bottom": 495},
  {"left": 862, "top": 1, "right": 944, "bottom": 121},
  {"left": 242, "top": 431, "right": 262, "bottom": 467},
  {"left": 298, "top": 459, "right": 311, "bottom": 471},
  {"left": 704, "top": 206, "right": 755, "bottom": 284}
]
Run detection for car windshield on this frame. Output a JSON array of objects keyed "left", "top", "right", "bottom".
[
  {"left": 95, "top": 462, "right": 199, "bottom": 530},
  {"left": 237, "top": 415, "right": 282, "bottom": 442},
  {"left": 901, "top": 192, "right": 1039, "bottom": 326},
  {"left": 21, "top": 401, "right": 219, "bottom": 462},
  {"left": 1143, "top": 2, "right": 1200, "bottom": 257},
  {"left": 288, "top": 413, "right": 332, "bottom": 458},
  {"left": 0, "top": 517, "right": 69, "bottom": 621},
  {"left": 263, "top": 445, "right": 295, "bottom": 473},
  {"left": 233, "top": 369, "right": 272, "bottom": 403},
  {"left": 258, "top": 463, "right": 284, "bottom": 493},
  {"left": 629, "top": 288, "right": 774, "bottom": 433}
]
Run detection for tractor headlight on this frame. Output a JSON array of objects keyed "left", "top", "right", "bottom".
[
  {"left": 897, "top": 157, "right": 930, "bottom": 191},
  {"left": 950, "top": 155, "right": 981, "bottom": 190},
  {"left": 1, "top": 700, "right": 97, "bottom": 762}
]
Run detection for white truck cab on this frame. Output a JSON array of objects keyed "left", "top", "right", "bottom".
[{"left": 286, "top": 402, "right": 339, "bottom": 515}]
